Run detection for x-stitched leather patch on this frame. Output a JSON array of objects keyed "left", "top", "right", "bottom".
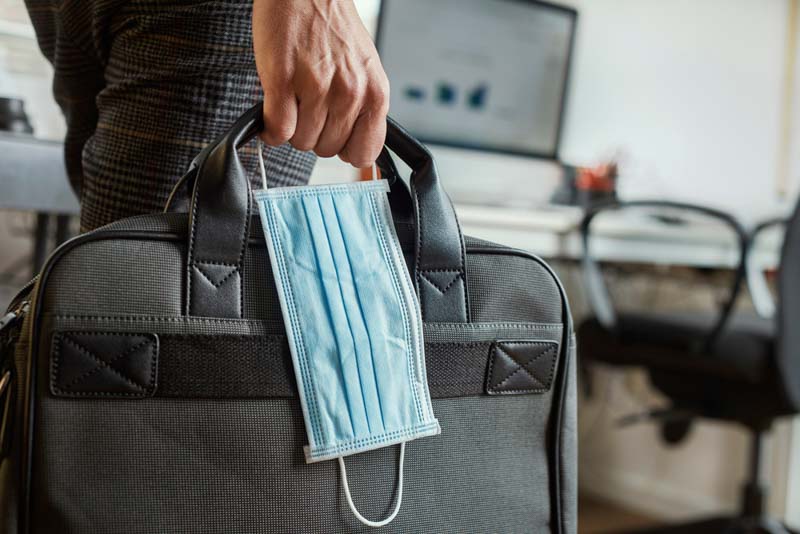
[
  {"left": 51, "top": 331, "right": 158, "bottom": 398},
  {"left": 486, "top": 340, "right": 559, "bottom": 395}
]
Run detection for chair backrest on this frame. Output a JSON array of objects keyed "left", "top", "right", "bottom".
[{"left": 778, "top": 197, "right": 800, "bottom": 412}]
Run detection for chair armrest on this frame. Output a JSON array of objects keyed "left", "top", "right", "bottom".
[
  {"left": 746, "top": 218, "right": 786, "bottom": 319},
  {"left": 580, "top": 200, "right": 749, "bottom": 350}
]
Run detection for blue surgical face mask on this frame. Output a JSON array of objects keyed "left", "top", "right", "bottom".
[{"left": 254, "top": 151, "right": 440, "bottom": 527}]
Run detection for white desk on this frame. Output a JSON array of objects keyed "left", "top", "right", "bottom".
[
  {"left": 0, "top": 138, "right": 782, "bottom": 274},
  {"left": 0, "top": 133, "right": 78, "bottom": 214},
  {"left": 455, "top": 203, "right": 782, "bottom": 270}
]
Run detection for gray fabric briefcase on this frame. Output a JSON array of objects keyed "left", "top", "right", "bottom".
[{"left": 0, "top": 105, "right": 576, "bottom": 533}]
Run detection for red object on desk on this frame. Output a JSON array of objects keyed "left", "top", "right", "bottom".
[{"left": 576, "top": 162, "right": 617, "bottom": 192}]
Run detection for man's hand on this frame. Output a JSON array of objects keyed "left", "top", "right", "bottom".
[{"left": 253, "top": 0, "right": 390, "bottom": 168}]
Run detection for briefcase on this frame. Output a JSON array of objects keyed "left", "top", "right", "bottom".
[{"left": 0, "top": 104, "right": 576, "bottom": 533}]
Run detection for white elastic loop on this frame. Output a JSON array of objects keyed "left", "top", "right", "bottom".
[
  {"left": 257, "top": 139, "right": 268, "bottom": 190},
  {"left": 371, "top": 163, "right": 378, "bottom": 181},
  {"left": 338, "top": 442, "right": 405, "bottom": 528}
]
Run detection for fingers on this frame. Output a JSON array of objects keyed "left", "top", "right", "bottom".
[
  {"left": 260, "top": 81, "right": 298, "bottom": 146},
  {"left": 339, "top": 80, "right": 389, "bottom": 168},
  {"left": 314, "top": 74, "right": 363, "bottom": 158},
  {"left": 290, "top": 93, "right": 329, "bottom": 152}
]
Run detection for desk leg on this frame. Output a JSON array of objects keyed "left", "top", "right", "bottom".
[
  {"left": 55, "top": 214, "right": 71, "bottom": 246},
  {"left": 32, "top": 213, "right": 50, "bottom": 276}
]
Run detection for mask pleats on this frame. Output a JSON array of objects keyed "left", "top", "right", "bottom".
[
  {"left": 275, "top": 196, "right": 354, "bottom": 444},
  {"left": 300, "top": 195, "right": 371, "bottom": 440},
  {"left": 332, "top": 192, "right": 417, "bottom": 433},
  {"left": 318, "top": 194, "right": 387, "bottom": 436}
]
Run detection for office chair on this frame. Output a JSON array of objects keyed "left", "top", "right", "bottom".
[
  {"left": 577, "top": 200, "right": 799, "bottom": 534},
  {"left": 747, "top": 218, "right": 786, "bottom": 320}
]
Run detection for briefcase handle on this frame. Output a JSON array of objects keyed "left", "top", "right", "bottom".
[{"left": 184, "top": 102, "right": 469, "bottom": 323}]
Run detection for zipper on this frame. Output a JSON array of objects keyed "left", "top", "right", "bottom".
[
  {"left": 6, "top": 275, "right": 37, "bottom": 315},
  {"left": 1, "top": 301, "right": 28, "bottom": 334},
  {"left": 2, "top": 275, "right": 35, "bottom": 347}
]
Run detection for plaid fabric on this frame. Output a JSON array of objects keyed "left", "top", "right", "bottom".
[{"left": 25, "top": 0, "right": 316, "bottom": 232}]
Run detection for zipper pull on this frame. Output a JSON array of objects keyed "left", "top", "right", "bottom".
[{"left": 0, "top": 301, "right": 28, "bottom": 334}]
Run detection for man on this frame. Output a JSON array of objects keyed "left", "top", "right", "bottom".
[{"left": 25, "top": 0, "right": 389, "bottom": 232}]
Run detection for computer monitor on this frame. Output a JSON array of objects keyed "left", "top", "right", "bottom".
[{"left": 376, "top": 0, "right": 577, "bottom": 160}]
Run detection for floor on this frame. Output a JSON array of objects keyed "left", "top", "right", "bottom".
[{"left": 579, "top": 495, "right": 661, "bottom": 533}]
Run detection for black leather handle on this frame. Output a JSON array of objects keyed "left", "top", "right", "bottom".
[
  {"left": 184, "top": 106, "right": 261, "bottom": 318},
  {"left": 186, "top": 103, "right": 469, "bottom": 322}
]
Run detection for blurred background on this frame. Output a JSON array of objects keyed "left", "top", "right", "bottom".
[{"left": 1, "top": 0, "right": 798, "bottom": 532}]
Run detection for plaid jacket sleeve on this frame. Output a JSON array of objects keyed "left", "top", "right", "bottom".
[{"left": 25, "top": 0, "right": 316, "bottom": 232}]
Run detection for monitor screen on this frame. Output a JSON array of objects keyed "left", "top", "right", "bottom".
[{"left": 376, "top": 0, "right": 577, "bottom": 159}]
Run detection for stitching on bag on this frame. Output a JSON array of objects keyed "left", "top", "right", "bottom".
[
  {"left": 418, "top": 271, "right": 462, "bottom": 295},
  {"left": 239, "top": 185, "right": 251, "bottom": 318},
  {"left": 450, "top": 199, "right": 469, "bottom": 321},
  {"left": 148, "top": 333, "right": 284, "bottom": 340},
  {"left": 429, "top": 341, "right": 489, "bottom": 347},
  {"left": 51, "top": 332, "right": 157, "bottom": 397},
  {"left": 492, "top": 345, "right": 549, "bottom": 390},
  {"left": 368, "top": 192, "right": 424, "bottom": 420},
  {"left": 187, "top": 168, "right": 200, "bottom": 314},
  {"left": 491, "top": 344, "right": 556, "bottom": 394},
  {"left": 497, "top": 343, "right": 557, "bottom": 393},
  {"left": 412, "top": 185, "right": 424, "bottom": 319},
  {"left": 50, "top": 341, "right": 156, "bottom": 399},
  {"left": 60, "top": 336, "right": 147, "bottom": 391},
  {"left": 193, "top": 260, "right": 239, "bottom": 266},
  {"left": 193, "top": 262, "right": 240, "bottom": 289},
  {"left": 487, "top": 341, "right": 558, "bottom": 394},
  {"left": 428, "top": 322, "right": 564, "bottom": 330},
  {"left": 51, "top": 315, "right": 279, "bottom": 326},
  {"left": 62, "top": 337, "right": 152, "bottom": 389}
]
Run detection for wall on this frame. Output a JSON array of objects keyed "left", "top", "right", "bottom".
[
  {"left": 561, "top": 0, "right": 800, "bottom": 225},
  {"left": 0, "top": 1, "right": 65, "bottom": 139}
]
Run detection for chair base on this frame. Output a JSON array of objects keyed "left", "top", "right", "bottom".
[{"left": 627, "top": 516, "right": 797, "bottom": 534}]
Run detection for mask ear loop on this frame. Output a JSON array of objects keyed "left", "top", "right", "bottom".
[
  {"left": 371, "top": 162, "right": 378, "bottom": 181},
  {"left": 257, "top": 139, "right": 268, "bottom": 190},
  {"left": 338, "top": 442, "right": 405, "bottom": 528}
]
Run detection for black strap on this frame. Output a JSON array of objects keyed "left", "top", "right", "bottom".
[
  {"left": 185, "top": 103, "right": 468, "bottom": 322},
  {"left": 185, "top": 107, "right": 260, "bottom": 318},
  {"left": 140, "top": 335, "right": 502, "bottom": 399}
]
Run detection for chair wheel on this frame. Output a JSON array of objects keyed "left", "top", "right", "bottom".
[{"left": 661, "top": 419, "right": 692, "bottom": 444}]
